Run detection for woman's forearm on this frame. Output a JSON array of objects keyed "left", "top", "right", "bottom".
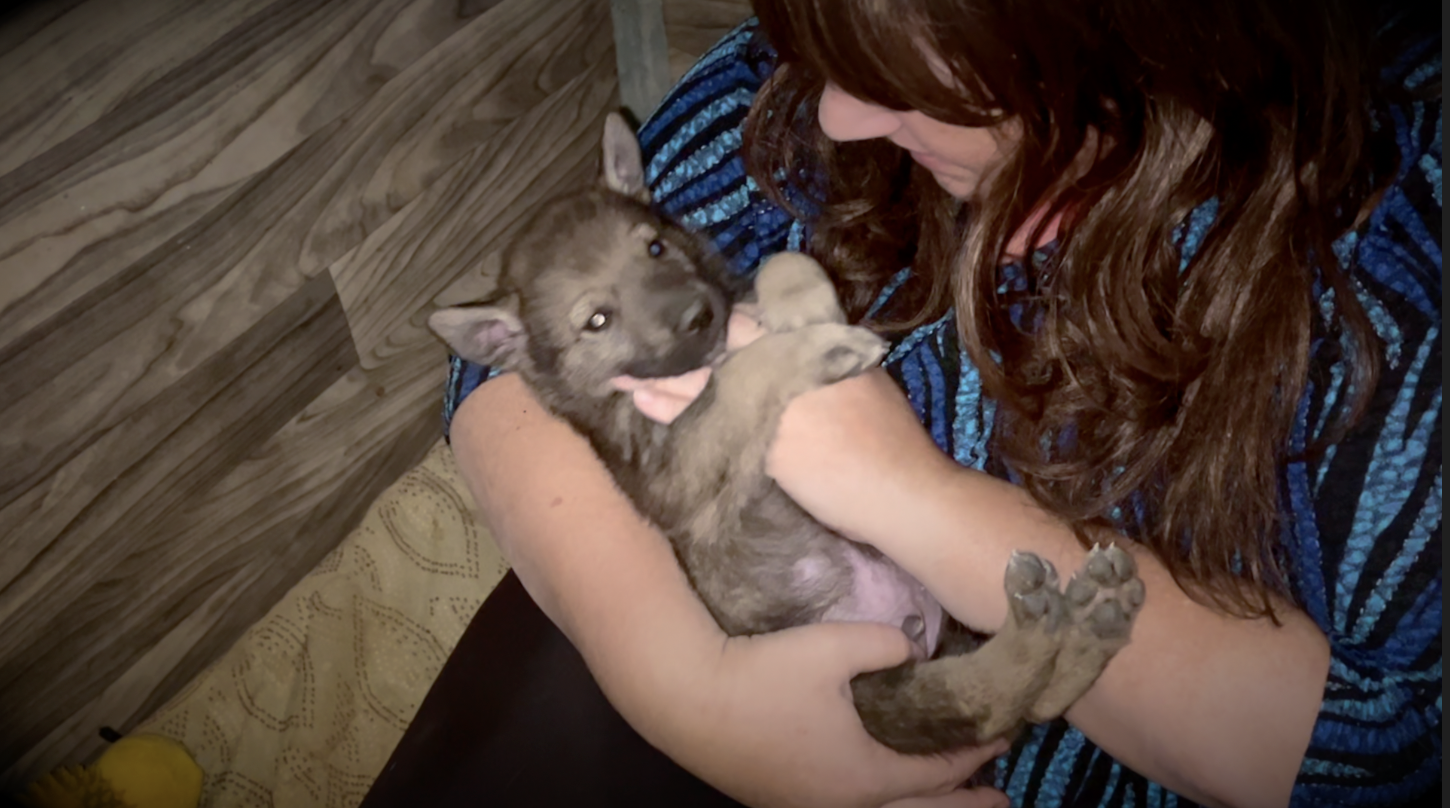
[
  {"left": 453, "top": 372, "right": 1328, "bottom": 807},
  {"left": 448, "top": 375, "right": 1019, "bottom": 808},
  {"left": 867, "top": 460, "right": 1329, "bottom": 808},
  {"left": 448, "top": 374, "right": 724, "bottom": 712}
]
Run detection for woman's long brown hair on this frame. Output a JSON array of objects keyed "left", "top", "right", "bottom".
[{"left": 744, "top": 0, "right": 1406, "bottom": 618}]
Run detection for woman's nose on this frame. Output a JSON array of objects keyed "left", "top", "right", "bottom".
[{"left": 818, "top": 83, "right": 899, "bottom": 142}]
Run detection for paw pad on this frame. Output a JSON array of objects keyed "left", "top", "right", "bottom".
[
  {"left": 1005, "top": 552, "right": 1064, "bottom": 627},
  {"left": 1083, "top": 543, "right": 1137, "bottom": 586},
  {"left": 1064, "top": 545, "right": 1144, "bottom": 641}
]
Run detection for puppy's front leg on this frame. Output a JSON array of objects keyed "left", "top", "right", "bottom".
[
  {"left": 660, "top": 323, "right": 886, "bottom": 516},
  {"left": 752, "top": 253, "right": 847, "bottom": 332}
]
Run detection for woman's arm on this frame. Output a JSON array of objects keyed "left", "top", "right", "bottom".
[
  {"left": 765, "top": 370, "right": 1331, "bottom": 808},
  {"left": 449, "top": 375, "right": 713, "bottom": 658},
  {"left": 448, "top": 373, "right": 1012, "bottom": 808}
]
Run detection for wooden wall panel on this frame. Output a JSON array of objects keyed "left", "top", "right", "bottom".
[
  {"left": 335, "top": 54, "right": 619, "bottom": 362},
  {"left": 0, "top": 270, "right": 356, "bottom": 773},
  {"left": 0, "top": 0, "right": 745, "bottom": 787},
  {"left": 0, "top": 0, "right": 612, "bottom": 526},
  {"left": 664, "top": 0, "right": 752, "bottom": 79},
  {"left": 0, "top": 0, "right": 273, "bottom": 174},
  {"left": 0, "top": 0, "right": 495, "bottom": 350},
  {"left": 664, "top": 0, "right": 753, "bottom": 61}
]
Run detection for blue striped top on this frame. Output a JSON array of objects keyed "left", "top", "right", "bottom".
[{"left": 444, "top": 20, "right": 1441, "bottom": 807}]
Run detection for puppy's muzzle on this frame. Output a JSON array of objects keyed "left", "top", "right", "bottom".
[{"left": 621, "top": 285, "right": 729, "bottom": 378}]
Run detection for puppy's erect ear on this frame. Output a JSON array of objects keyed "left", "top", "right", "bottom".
[
  {"left": 601, "top": 112, "right": 650, "bottom": 204},
  {"left": 427, "top": 296, "right": 527, "bottom": 368}
]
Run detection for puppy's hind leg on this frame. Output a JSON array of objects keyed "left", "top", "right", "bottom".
[
  {"left": 1026, "top": 544, "right": 1144, "bottom": 723},
  {"left": 849, "top": 552, "right": 1070, "bottom": 755}
]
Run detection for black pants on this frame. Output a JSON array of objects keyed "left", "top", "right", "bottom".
[{"left": 359, "top": 571, "right": 747, "bottom": 808}]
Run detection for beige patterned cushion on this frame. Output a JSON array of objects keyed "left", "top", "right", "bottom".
[{"left": 136, "top": 440, "right": 507, "bottom": 807}]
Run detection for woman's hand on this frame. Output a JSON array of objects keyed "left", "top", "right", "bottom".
[{"left": 665, "top": 621, "right": 1010, "bottom": 808}]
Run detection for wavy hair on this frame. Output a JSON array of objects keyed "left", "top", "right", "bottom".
[{"left": 744, "top": 0, "right": 1411, "bottom": 617}]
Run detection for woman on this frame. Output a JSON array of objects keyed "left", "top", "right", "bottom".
[{"left": 444, "top": 1, "right": 1440, "bottom": 806}]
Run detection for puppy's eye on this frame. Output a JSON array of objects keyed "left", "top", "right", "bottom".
[
  {"left": 647, "top": 239, "right": 665, "bottom": 258},
  {"left": 584, "top": 309, "right": 612, "bottom": 332}
]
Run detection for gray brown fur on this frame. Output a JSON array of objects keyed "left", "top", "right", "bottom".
[{"left": 429, "top": 113, "right": 1146, "bottom": 754}]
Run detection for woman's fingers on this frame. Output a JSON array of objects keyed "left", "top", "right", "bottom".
[
  {"left": 780, "top": 622, "right": 1013, "bottom": 806},
  {"left": 887, "top": 741, "right": 1011, "bottom": 801},
  {"left": 795, "top": 619, "right": 917, "bottom": 676},
  {"left": 885, "top": 788, "right": 1010, "bottom": 808},
  {"left": 618, "top": 366, "right": 712, "bottom": 422},
  {"left": 726, "top": 305, "right": 769, "bottom": 348}
]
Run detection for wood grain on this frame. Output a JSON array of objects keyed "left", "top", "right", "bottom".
[
  {"left": 3, "top": 565, "right": 266, "bottom": 785},
  {"left": 0, "top": 0, "right": 743, "bottom": 786},
  {"left": 335, "top": 51, "right": 619, "bottom": 364},
  {"left": 0, "top": 0, "right": 273, "bottom": 175},
  {"left": 95, "top": 30, "right": 623, "bottom": 752},
  {"left": 0, "top": 269, "right": 356, "bottom": 774},
  {"left": 0, "top": 0, "right": 495, "bottom": 349},
  {"left": 0, "top": 0, "right": 94, "bottom": 78},
  {"left": 0, "top": 0, "right": 611, "bottom": 519}
]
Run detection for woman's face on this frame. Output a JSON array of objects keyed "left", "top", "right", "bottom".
[{"left": 818, "top": 82, "right": 1019, "bottom": 200}]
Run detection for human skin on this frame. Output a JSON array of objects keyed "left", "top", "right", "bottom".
[
  {"left": 450, "top": 377, "right": 1012, "bottom": 808},
  {"left": 761, "top": 371, "right": 1329, "bottom": 808},
  {"left": 817, "top": 82, "right": 1015, "bottom": 201},
  {"left": 627, "top": 330, "right": 1328, "bottom": 808},
  {"left": 614, "top": 88, "right": 1333, "bottom": 808}
]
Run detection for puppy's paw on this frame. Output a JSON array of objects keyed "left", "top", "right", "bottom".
[
  {"left": 799, "top": 324, "right": 887, "bottom": 384},
  {"left": 1004, "top": 551, "right": 1066, "bottom": 632},
  {"left": 1007, "top": 545, "right": 1144, "bottom": 724},
  {"left": 755, "top": 253, "right": 846, "bottom": 332},
  {"left": 1063, "top": 544, "right": 1144, "bottom": 642}
]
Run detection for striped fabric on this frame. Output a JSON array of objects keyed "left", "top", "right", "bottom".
[{"left": 443, "top": 20, "right": 1441, "bottom": 807}]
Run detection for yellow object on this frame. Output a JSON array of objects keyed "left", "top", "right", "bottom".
[
  {"left": 92, "top": 735, "right": 202, "bottom": 808},
  {"left": 18, "top": 765, "right": 125, "bottom": 808},
  {"left": 17, "top": 735, "right": 202, "bottom": 808}
]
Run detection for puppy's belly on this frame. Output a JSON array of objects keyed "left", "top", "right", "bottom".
[{"left": 798, "top": 544, "right": 943, "bottom": 660}]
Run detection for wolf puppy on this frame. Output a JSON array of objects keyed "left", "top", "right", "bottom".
[{"left": 430, "top": 113, "right": 1144, "bottom": 754}]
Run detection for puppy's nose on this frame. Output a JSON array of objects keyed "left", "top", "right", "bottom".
[{"left": 675, "top": 295, "right": 716, "bottom": 335}]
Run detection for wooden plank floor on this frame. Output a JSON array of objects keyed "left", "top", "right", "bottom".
[{"left": 0, "top": 0, "right": 750, "bottom": 787}]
